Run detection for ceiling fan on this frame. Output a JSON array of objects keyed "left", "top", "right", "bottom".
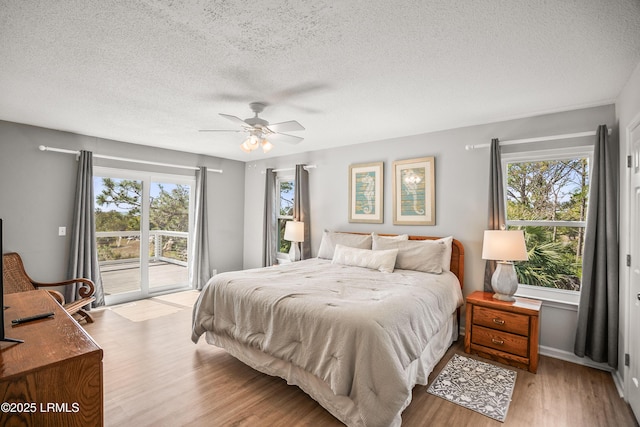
[{"left": 200, "top": 102, "right": 305, "bottom": 153}]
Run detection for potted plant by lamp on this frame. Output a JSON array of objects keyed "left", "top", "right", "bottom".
[
  {"left": 482, "top": 230, "right": 528, "bottom": 301},
  {"left": 284, "top": 221, "right": 305, "bottom": 262}
]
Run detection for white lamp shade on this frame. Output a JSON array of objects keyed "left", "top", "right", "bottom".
[
  {"left": 284, "top": 221, "right": 304, "bottom": 242},
  {"left": 482, "top": 230, "right": 528, "bottom": 261}
]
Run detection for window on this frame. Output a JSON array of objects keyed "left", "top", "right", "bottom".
[
  {"left": 277, "top": 177, "right": 295, "bottom": 255},
  {"left": 503, "top": 147, "right": 591, "bottom": 300}
]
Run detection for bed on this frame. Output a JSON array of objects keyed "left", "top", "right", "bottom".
[{"left": 192, "top": 232, "right": 464, "bottom": 427}]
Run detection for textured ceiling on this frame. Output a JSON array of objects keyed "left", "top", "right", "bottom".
[{"left": 1, "top": 1, "right": 640, "bottom": 162}]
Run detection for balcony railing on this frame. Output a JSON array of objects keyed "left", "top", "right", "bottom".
[{"left": 96, "top": 230, "right": 188, "bottom": 267}]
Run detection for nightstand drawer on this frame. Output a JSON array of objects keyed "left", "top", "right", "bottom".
[
  {"left": 471, "top": 325, "right": 529, "bottom": 357},
  {"left": 472, "top": 306, "right": 530, "bottom": 336}
]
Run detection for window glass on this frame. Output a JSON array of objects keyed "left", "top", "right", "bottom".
[
  {"left": 278, "top": 178, "right": 295, "bottom": 254},
  {"left": 504, "top": 155, "right": 589, "bottom": 292}
]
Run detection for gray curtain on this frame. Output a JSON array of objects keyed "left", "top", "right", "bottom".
[
  {"left": 190, "top": 167, "right": 211, "bottom": 290},
  {"left": 294, "top": 164, "right": 311, "bottom": 259},
  {"left": 263, "top": 168, "right": 277, "bottom": 267},
  {"left": 574, "top": 125, "right": 619, "bottom": 368},
  {"left": 67, "top": 150, "right": 104, "bottom": 307},
  {"left": 483, "top": 138, "right": 505, "bottom": 292}
]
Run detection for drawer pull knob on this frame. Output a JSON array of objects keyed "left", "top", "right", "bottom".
[
  {"left": 492, "top": 318, "right": 505, "bottom": 325},
  {"left": 491, "top": 338, "right": 504, "bottom": 345}
]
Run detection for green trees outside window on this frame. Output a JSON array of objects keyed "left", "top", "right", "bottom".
[
  {"left": 278, "top": 180, "right": 294, "bottom": 254},
  {"left": 506, "top": 157, "right": 589, "bottom": 291},
  {"left": 95, "top": 177, "right": 190, "bottom": 262}
]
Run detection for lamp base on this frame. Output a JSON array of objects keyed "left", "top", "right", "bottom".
[
  {"left": 289, "top": 242, "right": 301, "bottom": 262},
  {"left": 491, "top": 261, "right": 518, "bottom": 302}
]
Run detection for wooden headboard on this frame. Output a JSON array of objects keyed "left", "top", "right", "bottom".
[{"left": 344, "top": 232, "right": 465, "bottom": 290}]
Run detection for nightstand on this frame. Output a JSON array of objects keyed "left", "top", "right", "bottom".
[{"left": 464, "top": 290, "right": 542, "bottom": 373}]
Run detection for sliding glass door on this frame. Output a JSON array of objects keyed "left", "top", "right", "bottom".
[
  {"left": 148, "top": 180, "right": 190, "bottom": 291},
  {"left": 94, "top": 168, "right": 194, "bottom": 305}
]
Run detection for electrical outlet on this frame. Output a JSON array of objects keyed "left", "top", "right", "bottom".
[{"left": 58, "top": 226, "right": 66, "bottom": 236}]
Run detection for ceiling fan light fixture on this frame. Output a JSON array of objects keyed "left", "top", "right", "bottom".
[
  {"left": 202, "top": 102, "right": 304, "bottom": 154},
  {"left": 261, "top": 139, "right": 273, "bottom": 153},
  {"left": 248, "top": 134, "right": 261, "bottom": 150},
  {"left": 240, "top": 141, "right": 252, "bottom": 153},
  {"left": 241, "top": 134, "right": 262, "bottom": 152}
]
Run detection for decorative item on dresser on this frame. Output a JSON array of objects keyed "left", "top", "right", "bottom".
[{"left": 465, "top": 290, "right": 541, "bottom": 373}]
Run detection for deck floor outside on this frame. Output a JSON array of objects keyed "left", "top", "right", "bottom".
[{"left": 101, "top": 261, "right": 188, "bottom": 295}]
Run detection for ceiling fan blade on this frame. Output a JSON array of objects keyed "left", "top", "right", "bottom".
[
  {"left": 266, "top": 132, "right": 304, "bottom": 145},
  {"left": 267, "top": 120, "right": 305, "bottom": 133},
  {"left": 219, "top": 113, "right": 251, "bottom": 128}
]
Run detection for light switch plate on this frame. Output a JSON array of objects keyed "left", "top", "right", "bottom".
[{"left": 58, "top": 226, "right": 66, "bottom": 236}]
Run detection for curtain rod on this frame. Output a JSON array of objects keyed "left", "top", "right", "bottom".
[
  {"left": 39, "top": 145, "right": 223, "bottom": 174},
  {"left": 261, "top": 165, "right": 317, "bottom": 174},
  {"left": 464, "top": 128, "right": 612, "bottom": 151}
]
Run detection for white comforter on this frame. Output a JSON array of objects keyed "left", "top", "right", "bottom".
[{"left": 192, "top": 258, "right": 463, "bottom": 427}]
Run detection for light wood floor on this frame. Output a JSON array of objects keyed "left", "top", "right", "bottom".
[{"left": 84, "top": 295, "right": 639, "bottom": 427}]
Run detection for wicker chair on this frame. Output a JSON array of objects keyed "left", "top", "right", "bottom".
[{"left": 2, "top": 252, "right": 96, "bottom": 324}]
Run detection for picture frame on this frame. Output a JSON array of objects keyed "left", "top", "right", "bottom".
[
  {"left": 349, "top": 162, "right": 384, "bottom": 223},
  {"left": 392, "top": 156, "right": 435, "bottom": 225}
]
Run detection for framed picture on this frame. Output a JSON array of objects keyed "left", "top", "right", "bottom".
[
  {"left": 392, "top": 157, "right": 435, "bottom": 225},
  {"left": 349, "top": 162, "right": 384, "bottom": 223}
]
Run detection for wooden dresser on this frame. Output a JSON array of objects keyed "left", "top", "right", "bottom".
[
  {"left": 464, "top": 290, "right": 542, "bottom": 373},
  {"left": 0, "top": 290, "right": 103, "bottom": 426}
]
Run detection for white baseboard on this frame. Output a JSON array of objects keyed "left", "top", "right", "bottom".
[{"left": 538, "top": 345, "right": 613, "bottom": 372}]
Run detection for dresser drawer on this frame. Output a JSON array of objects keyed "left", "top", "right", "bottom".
[
  {"left": 471, "top": 325, "right": 529, "bottom": 357},
  {"left": 472, "top": 305, "right": 530, "bottom": 336}
]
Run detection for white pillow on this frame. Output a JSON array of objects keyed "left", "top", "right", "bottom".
[
  {"left": 434, "top": 236, "right": 453, "bottom": 271},
  {"left": 317, "top": 230, "right": 372, "bottom": 259},
  {"left": 372, "top": 238, "right": 446, "bottom": 274},
  {"left": 371, "top": 232, "right": 409, "bottom": 242},
  {"left": 331, "top": 244, "right": 398, "bottom": 273}
]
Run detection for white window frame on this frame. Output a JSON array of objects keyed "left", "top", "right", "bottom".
[
  {"left": 276, "top": 175, "right": 295, "bottom": 261},
  {"left": 501, "top": 146, "right": 593, "bottom": 305}
]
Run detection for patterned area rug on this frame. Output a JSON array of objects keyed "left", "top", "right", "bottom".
[{"left": 427, "top": 354, "right": 517, "bottom": 422}]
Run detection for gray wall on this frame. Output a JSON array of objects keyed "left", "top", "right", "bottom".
[
  {"left": 0, "top": 120, "right": 245, "bottom": 281},
  {"left": 242, "top": 104, "right": 616, "bottom": 357}
]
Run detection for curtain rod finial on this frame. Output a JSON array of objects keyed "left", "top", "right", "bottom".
[{"left": 38, "top": 145, "right": 47, "bottom": 151}]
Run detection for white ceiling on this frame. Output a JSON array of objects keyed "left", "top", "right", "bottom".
[{"left": 1, "top": 1, "right": 639, "bottom": 162}]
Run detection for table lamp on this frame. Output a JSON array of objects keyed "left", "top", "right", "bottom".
[
  {"left": 284, "top": 221, "right": 305, "bottom": 261},
  {"left": 482, "top": 230, "right": 528, "bottom": 301}
]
